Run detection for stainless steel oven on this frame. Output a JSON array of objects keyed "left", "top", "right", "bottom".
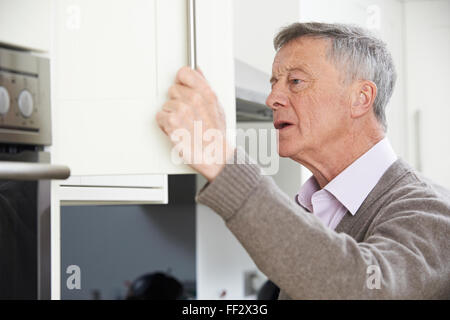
[{"left": 0, "top": 47, "right": 70, "bottom": 299}]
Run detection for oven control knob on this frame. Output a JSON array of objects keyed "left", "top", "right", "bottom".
[
  {"left": 18, "top": 89, "right": 34, "bottom": 118},
  {"left": 0, "top": 86, "right": 10, "bottom": 115}
]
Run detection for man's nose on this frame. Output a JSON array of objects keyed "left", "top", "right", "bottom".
[{"left": 266, "top": 86, "right": 288, "bottom": 111}]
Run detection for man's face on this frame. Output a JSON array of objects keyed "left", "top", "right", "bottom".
[{"left": 266, "top": 37, "right": 352, "bottom": 162}]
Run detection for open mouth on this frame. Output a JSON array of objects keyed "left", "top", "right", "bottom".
[{"left": 274, "top": 120, "right": 295, "bottom": 130}]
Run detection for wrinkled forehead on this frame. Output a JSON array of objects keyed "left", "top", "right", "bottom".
[{"left": 271, "top": 36, "right": 333, "bottom": 76}]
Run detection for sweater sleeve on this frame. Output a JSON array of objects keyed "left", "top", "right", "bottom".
[{"left": 195, "top": 147, "right": 450, "bottom": 299}]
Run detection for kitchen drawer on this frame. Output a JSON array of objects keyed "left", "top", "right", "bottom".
[{"left": 58, "top": 174, "right": 168, "bottom": 205}]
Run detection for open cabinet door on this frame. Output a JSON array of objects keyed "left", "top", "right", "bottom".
[
  {"left": 50, "top": 0, "right": 235, "bottom": 299},
  {"left": 51, "top": 0, "right": 235, "bottom": 176}
]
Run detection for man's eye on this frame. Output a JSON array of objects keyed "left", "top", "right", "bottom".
[{"left": 291, "top": 79, "right": 302, "bottom": 84}]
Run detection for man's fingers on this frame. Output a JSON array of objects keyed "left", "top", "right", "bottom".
[
  {"left": 161, "top": 99, "right": 190, "bottom": 114},
  {"left": 175, "top": 66, "right": 207, "bottom": 90},
  {"left": 155, "top": 110, "right": 169, "bottom": 135},
  {"left": 161, "top": 99, "right": 178, "bottom": 112},
  {"left": 158, "top": 100, "right": 193, "bottom": 137},
  {"left": 168, "top": 84, "right": 205, "bottom": 109},
  {"left": 168, "top": 84, "right": 192, "bottom": 100},
  {"left": 156, "top": 109, "right": 181, "bottom": 137}
]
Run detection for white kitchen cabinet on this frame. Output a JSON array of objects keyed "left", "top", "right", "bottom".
[
  {"left": 0, "top": 0, "right": 51, "bottom": 52},
  {"left": 50, "top": 0, "right": 235, "bottom": 299},
  {"left": 52, "top": 0, "right": 184, "bottom": 176},
  {"left": 49, "top": 0, "right": 235, "bottom": 201},
  {"left": 51, "top": 0, "right": 235, "bottom": 176}
]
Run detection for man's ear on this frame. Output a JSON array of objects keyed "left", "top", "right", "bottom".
[{"left": 350, "top": 80, "right": 377, "bottom": 119}]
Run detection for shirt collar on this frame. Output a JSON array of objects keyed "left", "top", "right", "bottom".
[
  {"left": 296, "top": 138, "right": 398, "bottom": 215},
  {"left": 295, "top": 175, "right": 320, "bottom": 212}
]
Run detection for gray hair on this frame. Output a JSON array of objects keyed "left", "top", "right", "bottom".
[{"left": 274, "top": 22, "right": 396, "bottom": 131}]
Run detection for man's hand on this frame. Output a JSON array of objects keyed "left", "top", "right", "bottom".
[{"left": 156, "top": 66, "right": 234, "bottom": 181}]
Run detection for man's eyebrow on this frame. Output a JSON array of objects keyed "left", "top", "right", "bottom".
[
  {"left": 286, "top": 66, "right": 312, "bottom": 76},
  {"left": 270, "top": 65, "right": 312, "bottom": 84}
]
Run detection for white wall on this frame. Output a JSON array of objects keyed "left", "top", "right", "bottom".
[
  {"left": 233, "top": 0, "right": 300, "bottom": 75},
  {"left": 196, "top": 195, "right": 262, "bottom": 299},
  {"left": 0, "top": 0, "right": 51, "bottom": 52},
  {"left": 404, "top": 0, "right": 450, "bottom": 188}
]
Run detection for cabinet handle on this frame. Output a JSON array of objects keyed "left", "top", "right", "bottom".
[
  {"left": 0, "top": 162, "right": 70, "bottom": 180},
  {"left": 187, "top": 0, "right": 197, "bottom": 69}
]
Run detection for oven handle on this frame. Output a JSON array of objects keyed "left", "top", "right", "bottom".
[{"left": 0, "top": 161, "right": 70, "bottom": 180}]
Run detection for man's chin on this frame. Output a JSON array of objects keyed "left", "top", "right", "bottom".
[
  {"left": 277, "top": 143, "right": 305, "bottom": 160},
  {"left": 277, "top": 148, "right": 294, "bottom": 158}
]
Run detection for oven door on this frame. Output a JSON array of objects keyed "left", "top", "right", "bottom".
[{"left": 0, "top": 150, "right": 69, "bottom": 299}]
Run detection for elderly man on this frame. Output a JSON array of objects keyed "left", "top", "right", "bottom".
[{"left": 156, "top": 23, "right": 450, "bottom": 299}]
